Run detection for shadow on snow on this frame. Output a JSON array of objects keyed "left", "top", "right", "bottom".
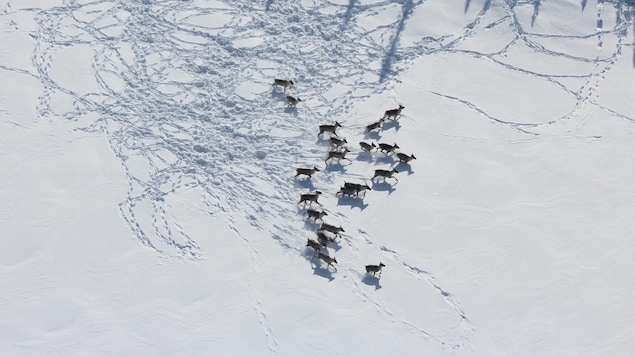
[
  {"left": 362, "top": 273, "right": 382, "bottom": 290},
  {"left": 336, "top": 195, "right": 369, "bottom": 210},
  {"left": 371, "top": 181, "right": 397, "bottom": 195}
]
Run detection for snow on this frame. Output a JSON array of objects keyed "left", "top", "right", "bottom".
[{"left": 1, "top": 0, "right": 635, "bottom": 355}]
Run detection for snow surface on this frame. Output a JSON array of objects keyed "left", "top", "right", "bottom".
[{"left": 1, "top": 0, "right": 634, "bottom": 355}]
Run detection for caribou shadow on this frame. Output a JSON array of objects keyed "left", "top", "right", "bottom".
[
  {"left": 325, "top": 162, "right": 349, "bottom": 173},
  {"left": 303, "top": 219, "right": 321, "bottom": 231},
  {"left": 371, "top": 181, "right": 397, "bottom": 195},
  {"left": 364, "top": 131, "right": 381, "bottom": 141},
  {"left": 375, "top": 155, "right": 397, "bottom": 166},
  {"left": 362, "top": 274, "right": 382, "bottom": 290},
  {"left": 284, "top": 106, "right": 298, "bottom": 115},
  {"left": 294, "top": 177, "right": 316, "bottom": 190},
  {"left": 321, "top": 234, "right": 343, "bottom": 251},
  {"left": 270, "top": 88, "right": 286, "bottom": 100},
  {"left": 395, "top": 162, "right": 414, "bottom": 175},
  {"left": 337, "top": 196, "right": 369, "bottom": 210},
  {"left": 382, "top": 119, "right": 401, "bottom": 132},
  {"left": 315, "top": 137, "right": 329, "bottom": 145},
  {"left": 356, "top": 151, "right": 374, "bottom": 162},
  {"left": 303, "top": 246, "right": 318, "bottom": 260}
]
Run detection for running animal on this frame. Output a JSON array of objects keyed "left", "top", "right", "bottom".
[
  {"left": 337, "top": 185, "right": 358, "bottom": 197},
  {"left": 344, "top": 182, "right": 371, "bottom": 196},
  {"left": 382, "top": 105, "right": 404, "bottom": 120},
  {"left": 272, "top": 79, "right": 294, "bottom": 91},
  {"left": 338, "top": 182, "right": 371, "bottom": 197},
  {"left": 316, "top": 230, "right": 336, "bottom": 247},
  {"left": 325, "top": 149, "right": 351, "bottom": 163},
  {"left": 286, "top": 95, "right": 302, "bottom": 107},
  {"left": 378, "top": 142, "right": 399, "bottom": 154},
  {"left": 314, "top": 252, "right": 338, "bottom": 271},
  {"left": 318, "top": 121, "right": 342, "bottom": 137},
  {"left": 298, "top": 191, "right": 322, "bottom": 206},
  {"left": 295, "top": 166, "right": 320, "bottom": 178},
  {"left": 359, "top": 141, "right": 377, "bottom": 152},
  {"left": 305, "top": 208, "right": 327, "bottom": 222},
  {"left": 372, "top": 168, "right": 399, "bottom": 182},
  {"left": 396, "top": 153, "right": 416, "bottom": 163},
  {"left": 319, "top": 223, "right": 345, "bottom": 237},
  {"left": 364, "top": 119, "right": 384, "bottom": 133},
  {"left": 329, "top": 136, "right": 347, "bottom": 149},
  {"left": 365, "top": 262, "right": 385, "bottom": 276}
]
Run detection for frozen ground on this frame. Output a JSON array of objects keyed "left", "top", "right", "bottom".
[{"left": 1, "top": 0, "right": 634, "bottom": 355}]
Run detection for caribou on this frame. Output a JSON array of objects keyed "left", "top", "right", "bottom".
[
  {"left": 328, "top": 136, "right": 347, "bottom": 149},
  {"left": 316, "top": 230, "right": 336, "bottom": 247},
  {"left": 372, "top": 168, "right": 399, "bottom": 182},
  {"left": 378, "top": 142, "right": 400, "bottom": 154},
  {"left": 365, "top": 262, "right": 385, "bottom": 277},
  {"left": 298, "top": 191, "right": 322, "bottom": 206},
  {"left": 337, "top": 185, "right": 358, "bottom": 197},
  {"left": 325, "top": 149, "right": 351, "bottom": 163},
  {"left": 364, "top": 119, "right": 384, "bottom": 133},
  {"left": 382, "top": 104, "right": 404, "bottom": 120},
  {"left": 338, "top": 182, "right": 371, "bottom": 197},
  {"left": 318, "top": 121, "right": 342, "bottom": 137},
  {"left": 319, "top": 223, "right": 345, "bottom": 237},
  {"left": 295, "top": 166, "right": 320, "bottom": 178},
  {"left": 396, "top": 153, "right": 416, "bottom": 163},
  {"left": 286, "top": 95, "right": 302, "bottom": 107},
  {"left": 359, "top": 141, "right": 377, "bottom": 152},
  {"left": 272, "top": 78, "right": 294, "bottom": 91},
  {"left": 305, "top": 208, "right": 327, "bottom": 222},
  {"left": 314, "top": 252, "right": 338, "bottom": 271}
]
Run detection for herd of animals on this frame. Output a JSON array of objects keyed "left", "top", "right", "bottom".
[{"left": 273, "top": 78, "right": 417, "bottom": 279}]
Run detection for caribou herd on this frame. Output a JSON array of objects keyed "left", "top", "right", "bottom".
[{"left": 273, "top": 78, "right": 417, "bottom": 278}]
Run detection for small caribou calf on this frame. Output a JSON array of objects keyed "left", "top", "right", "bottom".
[
  {"left": 378, "top": 142, "right": 400, "bottom": 154},
  {"left": 305, "top": 208, "right": 327, "bottom": 222},
  {"left": 372, "top": 168, "right": 399, "bottom": 182},
  {"left": 319, "top": 223, "right": 345, "bottom": 237},
  {"left": 325, "top": 149, "right": 351, "bottom": 163},
  {"left": 318, "top": 121, "right": 342, "bottom": 137},
  {"left": 314, "top": 251, "right": 338, "bottom": 271},
  {"left": 295, "top": 166, "right": 320, "bottom": 178},
  {"left": 382, "top": 104, "right": 404, "bottom": 120},
  {"left": 286, "top": 95, "right": 302, "bottom": 107},
  {"left": 273, "top": 78, "right": 294, "bottom": 91},
  {"left": 328, "top": 136, "right": 347, "bottom": 149},
  {"left": 396, "top": 153, "right": 416, "bottom": 163},
  {"left": 365, "top": 262, "right": 385, "bottom": 276},
  {"left": 298, "top": 191, "right": 323, "bottom": 206},
  {"left": 359, "top": 141, "right": 377, "bottom": 152},
  {"left": 306, "top": 238, "right": 322, "bottom": 252},
  {"left": 364, "top": 119, "right": 384, "bottom": 133}
]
